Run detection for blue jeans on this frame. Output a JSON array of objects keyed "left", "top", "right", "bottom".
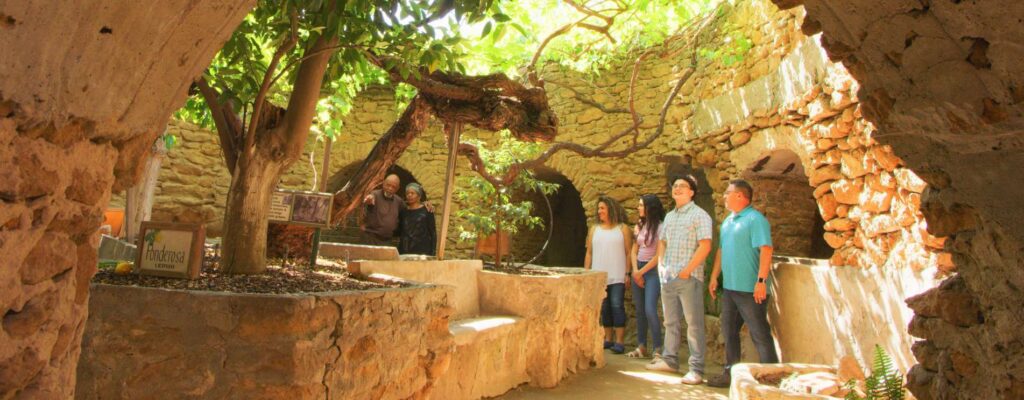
[
  {"left": 721, "top": 289, "right": 779, "bottom": 373},
  {"left": 630, "top": 263, "right": 662, "bottom": 350},
  {"left": 600, "top": 283, "right": 626, "bottom": 328},
  {"left": 661, "top": 277, "right": 706, "bottom": 374}
]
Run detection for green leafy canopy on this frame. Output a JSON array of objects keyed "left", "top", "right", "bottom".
[
  {"left": 454, "top": 130, "right": 560, "bottom": 241},
  {"left": 176, "top": 0, "right": 501, "bottom": 139}
]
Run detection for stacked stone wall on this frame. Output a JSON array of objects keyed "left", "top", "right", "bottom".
[
  {"left": 126, "top": 2, "right": 952, "bottom": 376},
  {"left": 777, "top": 0, "right": 1024, "bottom": 398},
  {"left": 127, "top": 0, "right": 809, "bottom": 261},
  {"left": 130, "top": 1, "right": 947, "bottom": 277},
  {"left": 0, "top": 1, "right": 253, "bottom": 397}
]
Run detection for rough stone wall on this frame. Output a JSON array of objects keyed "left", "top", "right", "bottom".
[
  {"left": 774, "top": 1, "right": 1024, "bottom": 398},
  {"left": 0, "top": 1, "right": 252, "bottom": 398},
  {"left": 134, "top": 7, "right": 951, "bottom": 376},
  {"left": 77, "top": 284, "right": 454, "bottom": 400},
  {"left": 678, "top": 36, "right": 947, "bottom": 273},
  {"left": 132, "top": 0, "right": 806, "bottom": 260}
]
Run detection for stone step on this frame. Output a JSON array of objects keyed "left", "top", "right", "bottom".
[{"left": 318, "top": 242, "right": 399, "bottom": 261}]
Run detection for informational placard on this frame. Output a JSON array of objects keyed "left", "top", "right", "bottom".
[
  {"left": 268, "top": 191, "right": 294, "bottom": 222},
  {"left": 268, "top": 189, "right": 334, "bottom": 228},
  {"left": 135, "top": 222, "right": 204, "bottom": 279}
]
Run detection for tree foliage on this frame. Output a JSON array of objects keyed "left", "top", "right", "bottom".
[
  {"left": 845, "top": 345, "right": 906, "bottom": 400},
  {"left": 177, "top": 0, "right": 511, "bottom": 139},
  {"left": 454, "top": 130, "right": 560, "bottom": 242}
]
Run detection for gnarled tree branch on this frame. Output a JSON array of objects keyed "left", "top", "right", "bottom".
[{"left": 196, "top": 77, "right": 243, "bottom": 174}]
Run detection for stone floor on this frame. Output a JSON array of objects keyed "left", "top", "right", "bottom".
[{"left": 498, "top": 350, "right": 730, "bottom": 399}]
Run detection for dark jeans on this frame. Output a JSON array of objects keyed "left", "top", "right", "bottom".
[
  {"left": 630, "top": 263, "right": 662, "bottom": 349},
  {"left": 601, "top": 283, "right": 627, "bottom": 328},
  {"left": 721, "top": 288, "right": 779, "bottom": 373}
]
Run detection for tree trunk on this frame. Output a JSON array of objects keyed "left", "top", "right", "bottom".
[
  {"left": 124, "top": 135, "right": 168, "bottom": 242},
  {"left": 219, "top": 149, "right": 286, "bottom": 273},
  {"left": 217, "top": 34, "right": 338, "bottom": 274}
]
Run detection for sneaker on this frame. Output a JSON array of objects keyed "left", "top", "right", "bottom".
[
  {"left": 680, "top": 371, "right": 703, "bottom": 385},
  {"left": 610, "top": 343, "right": 625, "bottom": 354},
  {"left": 603, "top": 340, "right": 613, "bottom": 349},
  {"left": 706, "top": 373, "right": 731, "bottom": 388},
  {"left": 644, "top": 359, "right": 677, "bottom": 373}
]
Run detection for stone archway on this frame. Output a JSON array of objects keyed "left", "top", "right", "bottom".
[
  {"left": 321, "top": 163, "right": 419, "bottom": 245},
  {"left": 772, "top": 1, "right": 1024, "bottom": 398},
  {"left": 740, "top": 149, "right": 831, "bottom": 258},
  {"left": 509, "top": 167, "right": 588, "bottom": 267}
]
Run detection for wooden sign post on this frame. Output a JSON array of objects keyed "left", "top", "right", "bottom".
[{"left": 135, "top": 222, "right": 205, "bottom": 279}]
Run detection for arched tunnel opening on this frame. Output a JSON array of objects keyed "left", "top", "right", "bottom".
[
  {"left": 740, "top": 149, "right": 831, "bottom": 259},
  {"left": 508, "top": 167, "right": 588, "bottom": 267}
]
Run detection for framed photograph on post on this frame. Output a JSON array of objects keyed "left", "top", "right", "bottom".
[
  {"left": 268, "top": 189, "right": 333, "bottom": 228},
  {"left": 290, "top": 192, "right": 333, "bottom": 227},
  {"left": 135, "top": 222, "right": 205, "bottom": 279}
]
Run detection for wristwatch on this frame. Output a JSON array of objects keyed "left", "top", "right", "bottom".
[{"left": 757, "top": 277, "right": 767, "bottom": 284}]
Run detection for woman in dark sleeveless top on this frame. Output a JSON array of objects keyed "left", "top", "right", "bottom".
[{"left": 398, "top": 183, "right": 436, "bottom": 256}]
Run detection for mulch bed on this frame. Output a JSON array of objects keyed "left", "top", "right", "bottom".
[{"left": 93, "top": 259, "right": 404, "bottom": 294}]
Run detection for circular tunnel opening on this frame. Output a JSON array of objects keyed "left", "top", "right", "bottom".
[
  {"left": 740, "top": 149, "right": 831, "bottom": 259},
  {"left": 508, "top": 167, "right": 588, "bottom": 267}
]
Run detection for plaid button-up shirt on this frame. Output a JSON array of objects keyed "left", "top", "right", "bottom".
[{"left": 658, "top": 201, "right": 713, "bottom": 284}]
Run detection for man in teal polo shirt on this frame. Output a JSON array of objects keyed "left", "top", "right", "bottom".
[{"left": 706, "top": 179, "right": 780, "bottom": 388}]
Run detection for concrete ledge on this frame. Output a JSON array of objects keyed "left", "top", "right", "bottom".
[
  {"left": 730, "top": 363, "right": 836, "bottom": 400},
  {"left": 449, "top": 315, "right": 522, "bottom": 346},
  {"left": 349, "top": 260, "right": 482, "bottom": 320},
  {"left": 319, "top": 242, "right": 399, "bottom": 261}
]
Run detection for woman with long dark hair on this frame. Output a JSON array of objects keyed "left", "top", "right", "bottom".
[
  {"left": 584, "top": 196, "right": 633, "bottom": 354},
  {"left": 625, "top": 194, "right": 667, "bottom": 359}
]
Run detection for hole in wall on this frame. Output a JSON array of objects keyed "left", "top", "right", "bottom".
[{"left": 741, "top": 149, "right": 830, "bottom": 259}]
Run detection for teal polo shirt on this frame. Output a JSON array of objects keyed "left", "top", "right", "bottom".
[{"left": 720, "top": 206, "right": 772, "bottom": 293}]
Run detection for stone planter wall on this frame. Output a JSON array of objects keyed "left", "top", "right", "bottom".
[
  {"left": 729, "top": 363, "right": 837, "bottom": 400},
  {"left": 769, "top": 258, "right": 935, "bottom": 374},
  {"left": 477, "top": 269, "right": 606, "bottom": 388},
  {"left": 76, "top": 284, "right": 453, "bottom": 400}
]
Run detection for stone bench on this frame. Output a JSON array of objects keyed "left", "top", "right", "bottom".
[
  {"left": 437, "top": 316, "right": 530, "bottom": 399},
  {"left": 347, "top": 260, "right": 581, "bottom": 399}
]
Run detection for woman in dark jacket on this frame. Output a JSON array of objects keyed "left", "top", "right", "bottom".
[{"left": 397, "top": 183, "right": 436, "bottom": 255}]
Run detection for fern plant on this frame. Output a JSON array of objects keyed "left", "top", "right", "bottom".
[{"left": 845, "top": 345, "right": 905, "bottom": 400}]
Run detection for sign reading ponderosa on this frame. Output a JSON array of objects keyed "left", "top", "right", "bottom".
[{"left": 135, "top": 222, "right": 205, "bottom": 279}]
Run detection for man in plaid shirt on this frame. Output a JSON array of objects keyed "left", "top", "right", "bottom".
[{"left": 645, "top": 175, "right": 713, "bottom": 385}]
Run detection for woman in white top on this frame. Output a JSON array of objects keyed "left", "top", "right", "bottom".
[{"left": 585, "top": 196, "right": 633, "bottom": 354}]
